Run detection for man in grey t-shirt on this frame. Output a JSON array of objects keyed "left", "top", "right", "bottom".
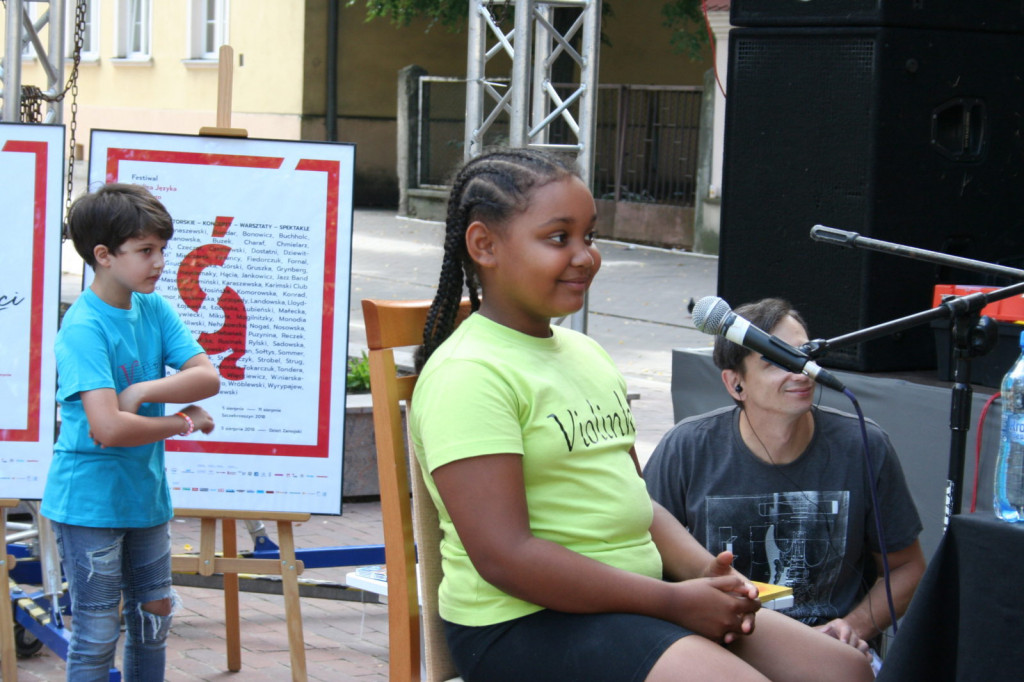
[{"left": 645, "top": 298, "right": 925, "bottom": 657}]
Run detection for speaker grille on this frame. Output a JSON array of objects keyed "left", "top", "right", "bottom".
[
  {"left": 730, "top": 0, "right": 1024, "bottom": 33},
  {"left": 719, "top": 27, "right": 1024, "bottom": 372}
]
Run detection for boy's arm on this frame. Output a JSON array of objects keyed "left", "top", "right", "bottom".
[
  {"left": 82, "top": 353, "right": 219, "bottom": 448},
  {"left": 116, "top": 353, "right": 220, "bottom": 415},
  {"left": 82, "top": 387, "right": 211, "bottom": 448}
]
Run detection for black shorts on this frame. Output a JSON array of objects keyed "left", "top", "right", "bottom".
[{"left": 444, "top": 609, "right": 694, "bottom": 682}]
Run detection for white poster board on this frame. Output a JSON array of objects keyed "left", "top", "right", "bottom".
[
  {"left": 0, "top": 123, "right": 63, "bottom": 500},
  {"left": 89, "top": 130, "right": 355, "bottom": 515}
]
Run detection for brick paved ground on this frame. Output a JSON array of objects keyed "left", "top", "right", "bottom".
[{"left": 11, "top": 501, "right": 390, "bottom": 681}]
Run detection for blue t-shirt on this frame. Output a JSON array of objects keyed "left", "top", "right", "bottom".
[{"left": 42, "top": 288, "right": 203, "bottom": 528}]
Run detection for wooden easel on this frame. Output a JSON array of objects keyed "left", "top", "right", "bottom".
[
  {"left": 2, "top": 499, "right": 20, "bottom": 681},
  {"left": 171, "top": 509, "right": 310, "bottom": 680},
  {"left": 199, "top": 45, "right": 248, "bottom": 138},
  {"left": 167, "top": 45, "right": 311, "bottom": 682}
]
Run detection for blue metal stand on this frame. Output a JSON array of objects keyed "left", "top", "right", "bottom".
[
  {"left": 8, "top": 577, "right": 121, "bottom": 681},
  {"left": 248, "top": 533, "right": 386, "bottom": 568}
]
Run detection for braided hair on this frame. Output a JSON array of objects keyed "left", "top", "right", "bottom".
[{"left": 414, "top": 148, "right": 579, "bottom": 371}]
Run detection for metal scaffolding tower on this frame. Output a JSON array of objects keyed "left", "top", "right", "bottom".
[
  {"left": 465, "top": 0, "right": 601, "bottom": 331},
  {"left": 465, "top": 0, "right": 600, "bottom": 179},
  {"left": 1, "top": 0, "right": 68, "bottom": 123}
]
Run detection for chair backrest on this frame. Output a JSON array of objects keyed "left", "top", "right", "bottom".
[{"left": 361, "top": 298, "right": 469, "bottom": 682}]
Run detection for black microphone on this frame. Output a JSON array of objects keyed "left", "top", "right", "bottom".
[{"left": 691, "top": 296, "right": 846, "bottom": 392}]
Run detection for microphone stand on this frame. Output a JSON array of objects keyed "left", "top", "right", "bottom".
[{"left": 805, "top": 226, "right": 1024, "bottom": 528}]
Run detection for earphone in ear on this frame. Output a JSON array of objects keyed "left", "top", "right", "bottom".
[{"left": 735, "top": 385, "right": 743, "bottom": 393}]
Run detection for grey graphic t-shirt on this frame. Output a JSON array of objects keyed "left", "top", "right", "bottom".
[{"left": 645, "top": 405, "right": 921, "bottom": 626}]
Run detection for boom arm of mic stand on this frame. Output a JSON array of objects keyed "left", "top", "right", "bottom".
[
  {"left": 808, "top": 226, "right": 1024, "bottom": 526},
  {"left": 811, "top": 225, "right": 1024, "bottom": 281},
  {"left": 800, "top": 282, "right": 1024, "bottom": 361}
]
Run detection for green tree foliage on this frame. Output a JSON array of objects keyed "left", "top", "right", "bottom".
[
  {"left": 348, "top": 0, "right": 709, "bottom": 58},
  {"left": 660, "top": 0, "right": 709, "bottom": 59},
  {"left": 351, "top": 0, "right": 470, "bottom": 31}
]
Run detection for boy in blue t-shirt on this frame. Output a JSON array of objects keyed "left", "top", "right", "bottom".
[{"left": 41, "top": 183, "right": 220, "bottom": 680}]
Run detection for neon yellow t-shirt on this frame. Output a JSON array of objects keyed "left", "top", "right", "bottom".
[{"left": 410, "top": 313, "right": 662, "bottom": 626}]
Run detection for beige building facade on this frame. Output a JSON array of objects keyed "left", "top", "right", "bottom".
[{"left": 9, "top": 1, "right": 712, "bottom": 207}]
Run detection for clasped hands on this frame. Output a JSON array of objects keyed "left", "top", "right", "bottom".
[
  {"left": 668, "top": 551, "right": 760, "bottom": 645},
  {"left": 687, "top": 554, "right": 874, "bottom": 658}
]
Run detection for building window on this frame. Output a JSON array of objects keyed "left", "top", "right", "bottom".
[
  {"left": 116, "top": 0, "right": 152, "bottom": 59},
  {"left": 66, "top": 0, "right": 100, "bottom": 62},
  {"left": 190, "top": 0, "right": 228, "bottom": 60}
]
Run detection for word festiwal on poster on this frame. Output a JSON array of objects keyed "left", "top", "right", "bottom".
[
  {"left": 0, "top": 122, "right": 62, "bottom": 500},
  {"left": 89, "top": 129, "right": 354, "bottom": 515}
]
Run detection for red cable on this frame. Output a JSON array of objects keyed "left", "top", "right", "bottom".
[
  {"left": 971, "top": 391, "right": 1000, "bottom": 513},
  {"left": 702, "top": 0, "right": 726, "bottom": 98}
]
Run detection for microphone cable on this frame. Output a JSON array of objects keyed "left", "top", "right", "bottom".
[
  {"left": 843, "top": 387, "right": 900, "bottom": 636},
  {"left": 748, "top": 388, "right": 899, "bottom": 643}
]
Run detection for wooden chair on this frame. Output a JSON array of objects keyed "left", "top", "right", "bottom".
[{"left": 361, "top": 299, "right": 470, "bottom": 682}]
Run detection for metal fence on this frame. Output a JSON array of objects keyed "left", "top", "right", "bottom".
[
  {"left": 592, "top": 84, "right": 703, "bottom": 207},
  {"left": 416, "top": 77, "right": 703, "bottom": 207}
]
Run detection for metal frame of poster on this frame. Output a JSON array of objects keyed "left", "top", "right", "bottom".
[
  {"left": 0, "top": 122, "right": 63, "bottom": 500},
  {"left": 88, "top": 129, "right": 355, "bottom": 515}
]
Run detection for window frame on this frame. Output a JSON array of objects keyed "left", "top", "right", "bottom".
[
  {"left": 115, "top": 0, "right": 153, "bottom": 60},
  {"left": 188, "top": 0, "right": 229, "bottom": 61},
  {"left": 66, "top": 0, "right": 101, "bottom": 63}
]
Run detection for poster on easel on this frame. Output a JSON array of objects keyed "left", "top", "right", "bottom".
[
  {"left": 88, "top": 129, "right": 355, "bottom": 515},
  {"left": 0, "top": 123, "right": 63, "bottom": 500}
]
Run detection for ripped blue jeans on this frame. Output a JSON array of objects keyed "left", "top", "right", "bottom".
[{"left": 52, "top": 521, "right": 176, "bottom": 681}]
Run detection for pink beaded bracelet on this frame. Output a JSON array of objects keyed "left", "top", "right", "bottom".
[{"left": 175, "top": 411, "right": 194, "bottom": 436}]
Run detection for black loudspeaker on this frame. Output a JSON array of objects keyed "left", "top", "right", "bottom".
[
  {"left": 730, "top": 0, "right": 1024, "bottom": 33},
  {"left": 718, "top": 27, "right": 1024, "bottom": 372}
]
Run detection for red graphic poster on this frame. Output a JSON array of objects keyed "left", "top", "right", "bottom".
[
  {"left": 0, "top": 123, "right": 63, "bottom": 500},
  {"left": 89, "top": 130, "right": 354, "bottom": 515}
]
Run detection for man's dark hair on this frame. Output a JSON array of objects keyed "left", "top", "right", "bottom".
[
  {"left": 712, "top": 297, "right": 809, "bottom": 373},
  {"left": 67, "top": 183, "right": 174, "bottom": 267}
]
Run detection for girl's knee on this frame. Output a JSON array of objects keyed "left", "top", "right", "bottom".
[
  {"left": 835, "top": 644, "right": 876, "bottom": 682},
  {"left": 648, "top": 636, "right": 770, "bottom": 682}
]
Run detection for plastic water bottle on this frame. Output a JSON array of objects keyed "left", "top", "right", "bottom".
[{"left": 995, "top": 330, "right": 1024, "bottom": 521}]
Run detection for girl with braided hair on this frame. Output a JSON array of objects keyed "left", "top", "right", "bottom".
[{"left": 409, "top": 149, "right": 873, "bottom": 681}]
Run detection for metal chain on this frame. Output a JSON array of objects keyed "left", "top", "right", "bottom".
[
  {"left": 21, "top": 85, "right": 43, "bottom": 122},
  {"left": 64, "top": 0, "right": 86, "bottom": 234},
  {"left": 10, "top": 1, "right": 86, "bottom": 234},
  {"left": 485, "top": 1, "right": 512, "bottom": 29}
]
